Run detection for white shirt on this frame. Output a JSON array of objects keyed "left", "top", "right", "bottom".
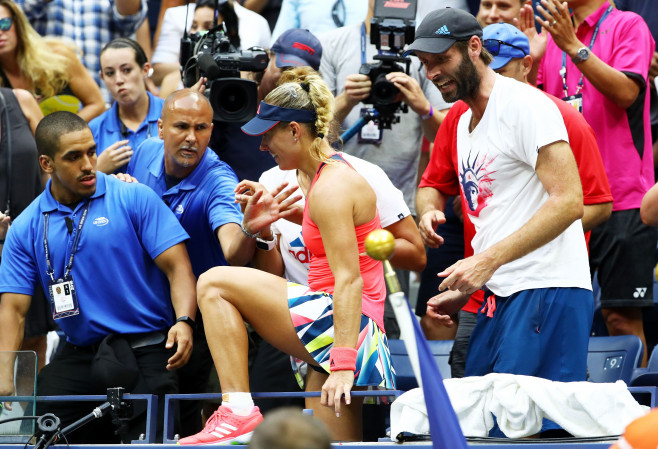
[
  {"left": 258, "top": 153, "right": 410, "bottom": 284},
  {"left": 456, "top": 75, "right": 591, "bottom": 296},
  {"left": 152, "top": 2, "right": 271, "bottom": 65}
]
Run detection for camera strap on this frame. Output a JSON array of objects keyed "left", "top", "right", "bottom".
[{"left": 361, "top": 22, "right": 368, "bottom": 65}]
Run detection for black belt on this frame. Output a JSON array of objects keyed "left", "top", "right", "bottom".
[{"left": 70, "top": 331, "right": 167, "bottom": 352}]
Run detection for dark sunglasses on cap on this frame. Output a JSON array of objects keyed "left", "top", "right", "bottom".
[
  {"left": 483, "top": 39, "right": 527, "bottom": 56},
  {"left": 0, "top": 17, "right": 13, "bottom": 32}
]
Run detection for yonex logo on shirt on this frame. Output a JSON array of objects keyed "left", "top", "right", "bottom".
[
  {"left": 435, "top": 25, "right": 450, "bottom": 35},
  {"left": 175, "top": 204, "right": 184, "bottom": 215},
  {"left": 92, "top": 217, "right": 109, "bottom": 226}
]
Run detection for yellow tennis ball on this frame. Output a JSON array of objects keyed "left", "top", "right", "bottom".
[
  {"left": 39, "top": 95, "right": 82, "bottom": 116},
  {"left": 364, "top": 229, "right": 395, "bottom": 261}
]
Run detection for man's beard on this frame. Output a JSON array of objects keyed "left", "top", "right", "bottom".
[{"left": 441, "top": 54, "right": 481, "bottom": 103}]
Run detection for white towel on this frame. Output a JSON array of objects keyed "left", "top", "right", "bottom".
[{"left": 390, "top": 373, "right": 649, "bottom": 440}]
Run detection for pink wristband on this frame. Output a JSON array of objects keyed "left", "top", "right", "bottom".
[{"left": 329, "top": 347, "right": 357, "bottom": 372}]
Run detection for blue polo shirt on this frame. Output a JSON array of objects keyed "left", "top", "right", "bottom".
[
  {"left": 128, "top": 138, "right": 243, "bottom": 278},
  {"left": 89, "top": 91, "right": 163, "bottom": 159},
  {"left": 0, "top": 173, "right": 189, "bottom": 346}
]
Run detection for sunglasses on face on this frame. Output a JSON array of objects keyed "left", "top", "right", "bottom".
[
  {"left": 0, "top": 17, "right": 13, "bottom": 32},
  {"left": 483, "top": 39, "right": 527, "bottom": 56}
]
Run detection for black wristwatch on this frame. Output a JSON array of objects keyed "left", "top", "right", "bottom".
[{"left": 175, "top": 315, "right": 196, "bottom": 330}]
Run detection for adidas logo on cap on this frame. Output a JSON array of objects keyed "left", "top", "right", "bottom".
[{"left": 435, "top": 25, "right": 450, "bottom": 35}]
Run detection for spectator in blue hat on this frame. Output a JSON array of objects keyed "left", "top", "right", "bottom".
[{"left": 258, "top": 28, "right": 322, "bottom": 102}]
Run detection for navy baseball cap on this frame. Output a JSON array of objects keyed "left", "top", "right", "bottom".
[
  {"left": 241, "top": 101, "right": 316, "bottom": 136},
  {"left": 483, "top": 23, "right": 529, "bottom": 70},
  {"left": 405, "top": 8, "right": 482, "bottom": 56},
  {"left": 271, "top": 28, "right": 322, "bottom": 70}
]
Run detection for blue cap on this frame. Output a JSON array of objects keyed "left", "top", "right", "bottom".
[
  {"left": 483, "top": 23, "right": 529, "bottom": 70},
  {"left": 271, "top": 28, "right": 322, "bottom": 70},
  {"left": 241, "top": 101, "right": 317, "bottom": 136}
]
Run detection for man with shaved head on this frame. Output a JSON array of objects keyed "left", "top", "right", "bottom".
[
  {"left": 128, "top": 89, "right": 258, "bottom": 271},
  {"left": 126, "top": 89, "right": 266, "bottom": 437}
]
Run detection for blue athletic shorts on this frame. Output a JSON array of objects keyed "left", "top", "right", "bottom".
[{"left": 464, "top": 287, "right": 594, "bottom": 381}]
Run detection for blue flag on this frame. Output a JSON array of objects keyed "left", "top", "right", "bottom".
[
  {"left": 390, "top": 290, "right": 468, "bottom": 449},
  {"left": 411, "top": 299, "right": 468, "bottom": 449}
]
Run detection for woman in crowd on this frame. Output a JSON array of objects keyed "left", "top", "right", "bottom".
[
  {"left": 0, "top": 0, "right": 104, "bottom": 121},
  {"left": 0, "top": 86, "right": 47, "bottom": 385},
  {"left": 177, "top": 67, "right": 395, "bottom": 446},
  {"left": 90, "top": 38, "right": 163, "bottom": 174}
]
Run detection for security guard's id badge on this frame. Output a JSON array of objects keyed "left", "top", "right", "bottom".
[
  {"left": 563, "top": 94, "right": 583, "bottom": 113},
  {"left": 48, "top": 275, "right": 80, "bottom": 319},
  {"left": 358, "top": 108, "right": 382, "bottom": 144}
]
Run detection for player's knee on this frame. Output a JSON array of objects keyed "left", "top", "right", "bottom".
[{"left": 197, "top": 269, "right": 222, "bottom": 307}]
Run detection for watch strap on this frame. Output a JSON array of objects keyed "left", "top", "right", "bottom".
[
  {"left": 175, "top": 315, "right": 196, "bottom": 330},
  {"left": 256, "top": 236, "right": 276, "bottom": 251},
  {"left": 571, "top": 47, "right": 590, "bottom": 63}
]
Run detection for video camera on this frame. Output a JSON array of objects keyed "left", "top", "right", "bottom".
[
  {"left": 180, "top": 14, "right": 268, "bottom": 123},
  {"left": 359, "top": 0, "right": 417, "bottom": 129}
]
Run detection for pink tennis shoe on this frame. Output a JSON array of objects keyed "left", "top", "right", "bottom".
[{"left": 177, "top": 405, "right": 264, "bottom": 445}]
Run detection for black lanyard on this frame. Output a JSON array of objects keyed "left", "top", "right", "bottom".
[
  {"left": 0, "top": 89, "right": 11, "bottom": 216},
  {"left": 43, "top": 201, "right": 91, "bottom": 282},
  {"left": 117, "top": 107, "right": 153, "bottom": 140},
  {"left": 560, "top": 5, "right": 613, "bottom": 97}
]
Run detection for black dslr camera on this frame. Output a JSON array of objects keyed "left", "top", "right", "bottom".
[
  {"left": 181, "top": 17, "right": 268, "bottom": 122},
  {"left": 359, "top": 0, "right": 417, "bottom": 129}
]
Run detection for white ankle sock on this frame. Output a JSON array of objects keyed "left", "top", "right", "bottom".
[{"left": 222, "top": 392, "right": 254, "bottom": 416}]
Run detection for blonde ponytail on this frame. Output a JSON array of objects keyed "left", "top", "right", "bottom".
[{"left": 265, "top": 67, "right": 335, "bottom": 161}]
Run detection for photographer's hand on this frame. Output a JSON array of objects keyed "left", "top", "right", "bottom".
[
  {"left": 386, "top": 72, "right": 444, "bottom": 140},
  {"left": 335, "top": 74, "right": 372, "bottom": 124},
  {"left": 386, "top": 72, "right": 427, "bottom": 113},
  {"left": 190, "top": 77, "right": 208, "bottom": 95}
]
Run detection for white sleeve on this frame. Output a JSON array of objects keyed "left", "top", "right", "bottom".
[
  {"left": 235, "top": 3, "right": 271, "bottom": 49},
  {"left": 152, "top": 6, "right": 189, "bottom": 65},
  {"left": 510, "top": 84, "right": 569, "bottom": 168},
  {"left": 319, "top": 32, "right": 339, "bottom": 96},
  {"left": 343, "top": 154, "right": 411, "bottom": 227},
  {"left": 270, "top": 0, "right": 300, "bottom": 45}
]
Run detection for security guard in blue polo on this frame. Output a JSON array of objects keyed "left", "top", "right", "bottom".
[{"left": 0, "top": 111, "right": 197, "bottom": 443}]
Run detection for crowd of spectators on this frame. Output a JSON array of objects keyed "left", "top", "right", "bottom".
[{"left": 0, "top": 0, "right": 657, "bottom": 444}]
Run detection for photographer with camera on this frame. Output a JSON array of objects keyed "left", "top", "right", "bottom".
[
  {"left": 172, "top": 9, "right": 278, "bottom": 182},
  {"left": 321, "top": 0, "right": 451, "bottom": 216},
  {"left": 152, "top": 0, "right": 270, "bottom": 86}
]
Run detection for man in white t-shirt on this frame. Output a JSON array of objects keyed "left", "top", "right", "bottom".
[{"left": 410, "top": 9, "right": 593, "bottom": 430}]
